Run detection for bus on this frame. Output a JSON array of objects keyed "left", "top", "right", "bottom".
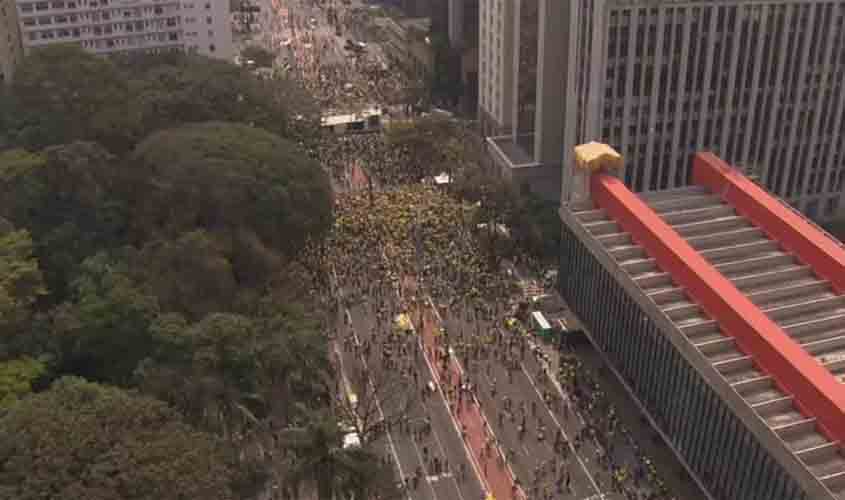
[
  {"left": 321, "top": 107, "right": 383, "bottom": 135},
  {"left": 531, "top": 311, "right": 552, "bottom": 339}
]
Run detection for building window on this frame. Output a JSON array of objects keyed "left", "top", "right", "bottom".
[
  {"left": 209, "top": 43, "right": 215, "bottom": 52},
  {"left": 206, "top": 16, "right": 211, "bottom": 23},
  {"left": 826, "top": 198, "right": 839, "bottom": 217}
]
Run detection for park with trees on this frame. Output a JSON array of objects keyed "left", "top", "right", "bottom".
[
  {"left": 0, "top": 45, "right": 396, "bottom": 500},
  {"left": 0, "top": 42, "right": 563, "bottom": 500}
]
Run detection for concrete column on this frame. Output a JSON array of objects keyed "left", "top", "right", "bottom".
[
  {"left": 510, "top": 0, "right": 522, "bottom": 139},
  {"left": 534, "top": 0, "right": 567, "bottom": 166},
  {"left": 448, "top": 0, "right": 464, "bottom": 48}
]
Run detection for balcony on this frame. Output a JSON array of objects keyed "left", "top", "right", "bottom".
[{"left": 486, "top": 134, "right": 539, "bottom": 170}]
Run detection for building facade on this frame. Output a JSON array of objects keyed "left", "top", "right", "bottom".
[
  {"left": 560, "top": 149, "right": 845, "bottom": 500},
  {"left": 1, "top": 0, "right": 23, "bottom": 83},
  {"left": 477, "top": 0, "right": 514, "bottom": 136},
  {"left": 13, "top": 0, "right": 232, "bottom": 60},
  {"left": 484, "top": 0, "right": 845, "bottom": 222}
]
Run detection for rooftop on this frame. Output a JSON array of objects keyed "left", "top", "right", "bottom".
[{"left": 566, "top": 152, "right": 845, "bottom": 499}]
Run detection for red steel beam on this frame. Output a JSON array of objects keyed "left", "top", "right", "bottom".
[
  {"left": 590, "top": 173, "right": 845, "bottom": 443},
  {"left": 692, "top": 152, "right": 845, "bottom": 294}
]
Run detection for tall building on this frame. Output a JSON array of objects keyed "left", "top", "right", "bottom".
[
  {"left": 13, "top": 0, "right": 233, "bottom": 59},
  {"left": 560, "top": 146, "right": 845, "bottom": 500},
  {"left": 439, "top": 0, "right": 477, "bottom": 114},
  {"left": 1, "top": 0, "right": 23, "bottom": 83},
  {"left": 484, "top": 1, "right": 845, "bottom": 222},
  {"left": 477, "top": 0, "right": 514, "bottom": 136}
]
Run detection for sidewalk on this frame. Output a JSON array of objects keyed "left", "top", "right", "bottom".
[
  {"left": 541, "top": 341, "right": 706, "bottom": 500},
  {"left": 508, "top": 263, "right": 708, "bottom": 500}
]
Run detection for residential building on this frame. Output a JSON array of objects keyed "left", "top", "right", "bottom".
[
  {"left": 484, "top": 1, "right": 845, "bottom": 222},
  {"left": 14, "top": 0, "right": 233, "bottom": 60},
  {"left": 561, "top": 146, "right": 845, "bottom": 500},
  {"left": 1, "top": 0, "right": 23, "bottom": 83}
]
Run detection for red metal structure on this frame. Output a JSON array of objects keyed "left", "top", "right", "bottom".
[{"left": 590, "top": 165, "right": 845, "bottom": 444}]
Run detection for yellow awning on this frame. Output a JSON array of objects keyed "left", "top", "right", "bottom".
[{"left": 574, "top": 142, "right": 624, "bottom": 172}]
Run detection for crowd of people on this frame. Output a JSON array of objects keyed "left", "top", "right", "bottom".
[
  {"left": 306, "top": 185, "right": 514, "bottom": 309},
  {"left": 277, "top": 1, "right": 416, "bottom": 114},
  {"left": 268, "top": 3, "right": 685, "bottom": 500},
  {"left": 556, "top": 354, "right": 674, "bottom": 499}
]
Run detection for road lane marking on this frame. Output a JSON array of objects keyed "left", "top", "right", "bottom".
[
  {"left": 340, "top": 309, "right": 412, "bottom": 500},
  {"left": 334, "top": 338, "right": 411, "bottom": 500},
  {"left": 420, "top": 295, "right": 525, "bottom": 500},
  {"left": 417, "top": 333, "right": 491, "bottom": 496},
  {"left": 520, "top": 364, "right": 602, "bottom": 496},
  {"left": 419, "top": 393, "right": 468, "bottom": 500}
]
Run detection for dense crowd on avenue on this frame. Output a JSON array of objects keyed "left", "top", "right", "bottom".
[
  {"left": 304, "top": 186, "right": 514, "bottom": 306},
  {"left": 281, "top": 7, "right": 416, "bottom": 113},
  {"left": 275, "top": 2, "right": 684, "bottom": 500}
]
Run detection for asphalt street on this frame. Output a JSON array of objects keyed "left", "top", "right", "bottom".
[
  {"left": 263, "top": 1, "right": 691, "bottom": 499},
  {"left": 336, "top": 296, "right": 486, "bottom": 500},
  {"left": 432, "top": 305, "right": 616, "bottom": 500}
]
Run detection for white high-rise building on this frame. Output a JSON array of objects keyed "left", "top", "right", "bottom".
[
  {"left": 483, "top": 0, "right": 845, "bottom": 222},
  {"left": 14, "top": 0, "right": 233, "bottom": 60},
  {"left": 477, "top": 0, "right": 514, "bottom": 137}
]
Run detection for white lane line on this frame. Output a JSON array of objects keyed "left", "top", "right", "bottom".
[
  {"left": 422, "top": 295, "right": 525, "bottom": 500},
  {"left": 416, "top": 334, "right": 491, "bottom": 496},
  {"left": 341, "top": 310, "right": 411, "bottom": 500},
  {"left": 520, "top": 364, "right": 602, "bottom": 496},
  {"left": 404, "top": 406, "right": 441, "bottom": 500},
  {"left": 419, "top": 384, "right": 468, "bottom": 500}
]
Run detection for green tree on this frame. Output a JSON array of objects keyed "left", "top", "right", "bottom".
[
  {"left": 52, "top": 252, "right": 159, "bottom": 385},
  {"left": 11, "top": 45, "right": 135, "bottom": 152},
  {"left": 0, "top": 357, "right": 46, "bottom": 408},
  {"left": 128, "top": 122, "right": 333, "bottom": 265},
  {"left": 137, "top": 305, "right": 330, "bottom": 438},
  {"left": 0, "top": 229, "right": 46, "bottom": 340},
  {"left": 0, "top": 144, "right": 129, "bottom": 303},
  {"left": 122, "top": 54, "right": 320, "bottom": 146},
  {"left": 278, "top": 410, "right": 398, "bottom": 500},
  {"left": 510, "top": 193, "right": 561, "bottom": 263},
  {"left": 133, "top": 231, "right": 237, "bottom": 320},
  {"left": 0, "top": 377, "right": 240, "bottom": 500}
]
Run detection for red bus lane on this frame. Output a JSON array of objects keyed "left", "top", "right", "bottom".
[{"left": 407, "top": 287, "right": 524, "bottom": 500}]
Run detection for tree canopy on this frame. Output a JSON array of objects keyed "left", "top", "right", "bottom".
[
  {"left": 0, "top": 229, "right": 45, "bottom": 340},
  {"left": 0, "top": 357, "right": 46, "bottom": 408},
  {"left": 128, "top": 121, "right": 333, "bottom": 264},
  {"left": 3, "top": 45, "right": 320, "bottom": 153},
  {"left": 0, "top": 46, "right": 392, "bottom": 500},
  {"left": 0, "top": 377, "right": 238, "bottom": 500},
  {"left": 9, "top": 45, "right": 132, "bottom": 151}
]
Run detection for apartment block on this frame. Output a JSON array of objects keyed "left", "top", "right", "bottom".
[
  {"left": 484, "top": 0, "right": 845, "bottom": 222},
  {"left": 14, "top": 0, "right": 233, "bottom": 60},
  {"left": 1, "top": 0, "right": 23, "bottom": 83}
]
